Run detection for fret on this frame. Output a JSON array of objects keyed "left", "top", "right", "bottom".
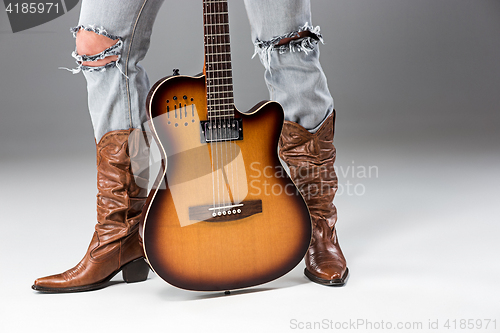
[
  {"left": 207, "top": 97, "right": 233, "bottom": 102},
  {"left": 207, "top": 107, "right": 233, "bottom": 110},
  {"left": 206, "top": 75, "right": 233, "bottom": 79},
  {"left": 207, "top": 88, "right": 233, "bottom": 93},
  {"left": 207, "top": 93, "right": 233, "bottom": 97},
  {"left": 206, "top": 76, "right": 232, "bottom": 80},
  {"left": 205, "top": 54, "right": 231, "bottom": 58},
  {"left": 204, "top": 60, "right": 231, "bottom": 64},
  {"left": 205, "top": 43, "right": 230, "bottom": 47},
  {"left": 206, "top": 62, "right": 231, "bottom": 66},
  {"left": 207, "top": 110, "right": 234, "bottom": 113},
  {"left": 204, "top": 23, "right": 228, "bottom": 26},
  {"left": 208, "top": 96, "right": 233, "bottom": 101},
  {"left": 208, "top": 104, "right": 234, "bottom": 107},
  {"left": 205, "top": 33, "right": 230, "bottom": 37},
  {"left": 204, "top": 12, "right": 228, "bottom": 15},
  {"left": 206, "top": 83, "right": 233, "bottom": 88},
  {"left": 208, "top": 100, "right": 234, "bottom": 104},
  {"left": 206, "top": 73, "right": 233, "bottom": 77},
  {"left": 207, "top": 89, "right": 233, "bottom": 94},
  {"left": 207, "top": 88, "right": 233, "bottom": 92},
  {"left": 207, "top": 111, "right": 234, "bottom": 114},
  {"left": 207, "top": 115, "right": 234, "bottom": 119},
  {"left": 208, "top": 104, "right": 233, "bottom": 107},
  {"left": 207, "top": 104, "right": 234, "bottom": 108},
  {"left": 208, "top": 98, "right": 234, "bottom": 103},
  {"left": 207, "top": 87, "right": 233, "bottom": 91},
  {"left": 206, "top": 68, "right": 233, "bottom": 72},
  {"left": 207, "top": 106, "right": 233, "bottom": 110},
  {"left": 205, "top": 53, "right": 231, "bottom": 57}
]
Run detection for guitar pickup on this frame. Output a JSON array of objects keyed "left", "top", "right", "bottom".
[{"left": 200, "top": 118, "right": 243, "bottom": 143}]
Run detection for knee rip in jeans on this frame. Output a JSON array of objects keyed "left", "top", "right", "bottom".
[
  {"left": 252, "top": 23, "right": 323, "bottom": 72},
  {"left": 61, "top": 25, "right": 126, "bottom": 76}
]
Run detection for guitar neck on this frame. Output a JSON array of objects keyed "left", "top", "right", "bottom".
[{"left": 203, "top": 0, "right": 235, "bottom": 120}]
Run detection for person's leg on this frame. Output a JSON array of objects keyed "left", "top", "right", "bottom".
[
  {"left": 32, "top": 0, "right": 164, "bottom": 292},
  {"left": 243, "top": 0, "right": 333, "bottom": 132},
  {"left": 244, "top": 0, "right": 348, "bottom": 286},
  {"left": 73, "top": 0, "right": 164, "bottom": 142}
]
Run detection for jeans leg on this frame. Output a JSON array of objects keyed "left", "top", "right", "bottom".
[
  {"left": 243, "top": 0, "right": 334, "bottom": 132},
  {"left": 71, "top": 0, "right": 164, "bottom": 142}
]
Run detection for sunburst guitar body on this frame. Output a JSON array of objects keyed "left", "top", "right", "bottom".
[{"left": 141, "top": 0, "right": 311, "bottom": 291}]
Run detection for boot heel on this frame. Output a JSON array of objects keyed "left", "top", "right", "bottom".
[{"left": 122, "top": 258, "right": 150, "bottom": 283}]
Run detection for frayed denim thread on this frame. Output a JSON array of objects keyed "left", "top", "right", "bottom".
[
  {"left": 253, "top": 23, "right": 324, "bottom": 73},
  {"left": 60, "top": 25, "right": 127, "bottom": 77}
]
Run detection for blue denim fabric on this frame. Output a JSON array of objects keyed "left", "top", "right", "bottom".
[{"left": 74, "top": 0, "right": 333, "bottom": 141}]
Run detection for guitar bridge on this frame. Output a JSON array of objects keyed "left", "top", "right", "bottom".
[
  {"left": 189, "top": 200, "right": 262, "bottom": 222},
  {"left": 200, "top": 118, "right": 243, "bottom": 143}
]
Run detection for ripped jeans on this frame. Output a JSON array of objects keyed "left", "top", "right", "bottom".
[{"left": 72, "top": 0, "right": 334, "bottom": 141}]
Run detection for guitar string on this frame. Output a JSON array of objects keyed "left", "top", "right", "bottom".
[
  {"left": 227, "top": 0, "right": 239, "bottom": 206},
  {"left": 216, "top": 0, "right": 229, "bottom": 207},
  {"left": 220, "top": 0, "right": 238, "bottom": 206},
  {"left": 226, "top": 0, "right": 237, "bottom": 208},
  {"left": 212, "top": 1, "right": 223, "bottom": 213},
  {"left": 221, "top": 1, "right": 229, "bottom": 212},
  {"left": 213, "top": 1, "right": 222, "bottom": 214},
  {"left": 214, "top": 1, "right": 224, "bottom": 213},
  {"left": 206, "top": 1, "right": 217, "bottom": 214},
  {"left": 228, "top": 2, "right": 238, "bottom": 206},
  {"left": 207, "top": 0, "right": 238, "bottom": 215}
]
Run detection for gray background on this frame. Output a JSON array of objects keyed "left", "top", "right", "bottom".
[{"left": 1, "top": 1, "right": 499, "bottom": 332}]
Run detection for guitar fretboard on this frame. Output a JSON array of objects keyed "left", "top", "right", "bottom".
[{"left": 203, "top": 0, "right": 234, "bottom": 119}]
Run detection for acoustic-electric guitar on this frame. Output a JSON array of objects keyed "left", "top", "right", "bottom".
[{"left": 141, "top": 0, "right": 311, "bottom": 291}]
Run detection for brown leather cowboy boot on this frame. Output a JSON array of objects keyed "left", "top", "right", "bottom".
[
  {"left": 32, "top": 129, "right": 150, "bottom": 292},
  {"left": 279, "top": 111, "right": 348, "bottom": 286}
]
